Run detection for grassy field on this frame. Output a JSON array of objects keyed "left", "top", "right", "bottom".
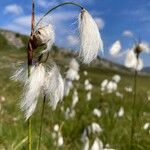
[{"left": 0, "top": 38, "right": 150, "bottom": 150}]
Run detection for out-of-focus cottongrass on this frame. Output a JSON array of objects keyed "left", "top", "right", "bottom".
[
  {"left": 79, "top": 9, "right": 103, "bottom": 64},
  {"left": 112, "top": 74, "right": 121, "bottom": 83},
  {"left": 64, "top": 59, "right": 79, "bottom": 96},
  {"left": 143, "top": 123, "right": 150, "bottom": 130},
  {"left": 34, "top": 24, "right": 55, "bottom": 54},
  {"left": 125, "top": 50, "right": 143, "bottom": 70},
  {"left": 124, "top": 86, "right": 133, "bottom": 93},
  {"left": 116, "top": 92, "right": 124, "bottom": 99},
  {"left": 117, "top": 106, "right": 124, "bottom": 117},
  {"left": 52, "top": 124, "right": 64, "bottom": 147},
  {"left": 84, "top": 79, "right": 93, "bottom": 101},
  {"left": 92, "top": 108, "right": 102, "bottom": 118},
  {"left": 109, "top": 40, "right": 121, "bottom": 56},
  {"left": 83, "top": 70, "right": 88, "bottom": 76},
  {"left": 91, "top": 137, "right": 103, "bottom": 150},
  {"left": 71, "top": 89, "right": 79, "bottom": 109}
]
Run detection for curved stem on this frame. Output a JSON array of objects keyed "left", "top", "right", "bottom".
[
  {"left": 35, "top": 2, "right": 84, "bottom": 28},
  {"left": 37, "top": 95, "right": 46, "bottom": 150}
]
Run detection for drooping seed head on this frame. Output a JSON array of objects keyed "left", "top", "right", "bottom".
[{"left": 79, "top": 9, "right": 103, "bottom": 64}]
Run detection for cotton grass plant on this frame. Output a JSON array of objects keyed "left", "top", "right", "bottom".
[{"left": 11, "top": 1, "right": 103, "bottom": 149}]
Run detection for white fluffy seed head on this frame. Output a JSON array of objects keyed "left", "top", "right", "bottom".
[
  {"left": 109, "top": 40, "right": 121, "bottom": 56},
  {"left": 69, "top": 58, "right": 79, "bottom": 71},
  {"left": 118, "top": 107, "right": 124, "bottom": 117},
  {"left": 45, "top": 65, "right": 64, "bottom": 110},
  {"left": 106, "top": 81, "right": 117, "bottom": 93},
  {"left": 101, "top": 79, "right": 108, "bottom": 88},
  {"left": 63, "top": 80, "right": 73, "bottom": 96},
  {"left": 91, "top": 137, "right": 103, "bottom": 150},
  {"left": 125, "top": 50, "right": 144, "bottom": 70},
  {"left": 21, "top": 64, "right": 45, "bottom": 120},
  {"left": 66, "top": 68, "right": 78, "bottom": 81},
  {"left": 112, "top": 74, "right": 121, "bottom": 83},
  {"left": 93, "top": 108, "right": 102, "bottom": 118},
  {"left": 34, "top": 24, "right": 55, "bottom": 53},
  {"left": 91, "top": 122, "right": 102, "bottom": 134},
  {"left": 71, "top": 89, "right": 79, "bottom": 109},
  {"left": 79, "top": 9, "right": 103, "bottom": 64},
  {"left": 11, "top": 63, "right": 34, "bottom": 82}
]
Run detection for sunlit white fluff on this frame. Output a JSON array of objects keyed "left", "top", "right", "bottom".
[
  {"left": 35, "top": 24, "right": 55, "bottom": 53},
  {"left": 106, "top": 81, "right": 117, "bottom": 93},
  {"left": 85, "top": 83, "right": 93, "bottom": 91},
  {"left": 101, "top": 79, "right": 109, "bottom": 92},
  {"left": 71, "top": 89, "right": 79, "bottom": 109},
  {"left": 45, "top": 65, "right": 64, "bottom": 110},
  {"left": 91, "top": 137, "right": 103, "bottom": 150},
  {"left": 109, "top": 40, "right": 121, "bottom": 56},
  {"left": 116, "top": 92, "right": 124, "bottom": 99},
  {"left": 84, "top": 79, "right": 90, "bottom": 86},
  {"left": 65, "top": 59, "right": 79, "bottom": 81},
  {"left": 57, "top": 132, "right": 64, "bottom": 147},
  {"left": 21, "top": 64, "right": 45, "bottom": 120},
  {"left": 125, "top": 50, "right": 144, "bottom": 71},
  {"left": 93, "top": 108, "right": 102, "bottom": 118},
  {"left": 91, "top": 122, "right": 102, "bottom": 134},
  {"left": 64, "top": 80, "right": 73, "bottom": 96},
  {"left": 124, "top": 86, "right": 133, "bottom": 93},
  {"left": 138, "top": 42, "right": 150, "bottom": 53},
  {"left": 101, "top": 79, "right": 108, "bottom": 88},
  {"left": 54, "top": 124, "right": 59, "bottom": 132},
  {"left": 83, "top": 71, "right": 88, "bottom": 76},
  {"left": 69, "top": 58, "right": 79, "bottom": 72},
  {"left": 66, "top": 68, "right": 78, "bottom": 81},
  {"left": 117, "top": 107, "right": 124, "bottom": 117},
  {"left": 11, "top": 63, "right": 34, "bottom": 82},
  {"left": 86, "top": 91, "right": 92, "bottom": 101},
  {"left": 82, "top": 137, "right": 90, "bottom": 150},
  {"left": 79, "top": 9, "right": 103, "bottom": 64},
  {"left": 143, "top": 123, "right": 150, "bottom": 130},
  {"left": 112, "top": 75, "right": 121, "bottom": 83}
]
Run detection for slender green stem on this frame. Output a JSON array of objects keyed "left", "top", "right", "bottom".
[
  {"left": 130, "top": 54, "right": 139, "bottom": 150},
  {"left": 28, "top": 118, "right": 32, "bottom": 150},
  {"left": 27, "top": 0, "right": 35, "bottom": 149},
  {"left": 35, "top": 2, "right": 83, "bottom": 28},
  {"left": 37, "top": 95, "right": 46, "bottom": 150}
]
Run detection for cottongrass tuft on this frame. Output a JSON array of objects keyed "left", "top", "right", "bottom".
[
  {"left": 91, "top": 137, "right": 103, "bottom": 150},
  {"left": 11, "top": 63, "right": 34, "bottom": 82},
  {"left": 34, "top": 24, "right": 55, "bottom": 53},
  {"left": 109, "top": 40, "right": 121, "bottom": 56},
  {"left": 125, "top": 50, "right": 143, "bottom": 70},
  {"left": 45, "top": 65, "right": 64, "bottom": 110},
  {"left": 21, "top": 64, "right": 45, "bottom": 120},
  {"left": 79, "top": 9, "right": 103, "bottom": 64}
]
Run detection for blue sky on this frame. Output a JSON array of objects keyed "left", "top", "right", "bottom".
[{"left": 0, "top": 0, "right": 150, "bottom": 67}]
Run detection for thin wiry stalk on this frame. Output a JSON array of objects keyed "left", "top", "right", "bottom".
[
  {"left": 130, "top": 53, "right": 139, "bottom": 150},
  {"left": 37, "top": 95, "right": 46, "bottom": 150},
  {"left": 27, "top": 0, "right": 35, "bottom": 149},
  {"left": 35, "top": 2, "right": 83, "bottom": 28}
]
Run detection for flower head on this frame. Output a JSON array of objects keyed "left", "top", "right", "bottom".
[
  {"left": 79, "top": 9, "right": 103, "bottom": 64},
  {"left": 109, "top": 40, "right": 121, "bottom": 56},
  {"left": 34, "top": 24, "right": 55, "bottom": 53}
]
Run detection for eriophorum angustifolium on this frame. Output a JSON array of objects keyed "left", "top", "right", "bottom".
[{"left": 1, "top": 1, "right": 150, "bottom": 150}]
